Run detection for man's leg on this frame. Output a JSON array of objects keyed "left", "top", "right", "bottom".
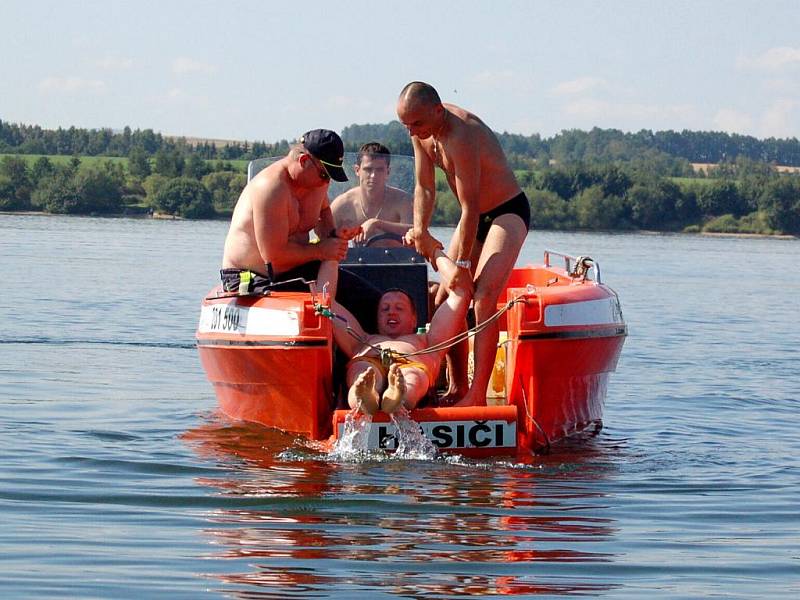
[
  {"left": 347, "top": 362, "right": 384, "bottom": 415},
  {"left": 455, "top": 214, "right": 527, "bottom": 407},
  {"left": 382, "top": 364, "right": 429, "bottom": 413},
  {"left": 439, "top": 234, "right": 478, "bottom": 404}
]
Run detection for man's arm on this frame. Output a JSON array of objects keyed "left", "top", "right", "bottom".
[
  {"left": 449, "top": 134, "right": 481, "bottom": 266},
  {"left": 316, "top": 204, "right": 336, "bottom": 240},
  {"left": 329, "top": 191, "right": 350, "bottom": 228},
  {"left": 439, "top": 133, "right": 480, "bottom": 293},
  {"left": 329, "top": 299, "right": 368, "bottom": 358},
  {"left": 363, "top": 191, "right": 414, "bottom": 236},
  {"left": 425, "top": 248, "right": 471, "bottom": 350},
  {"left": 410, "top": 136, "right": 439, "bottom": 260},
  {"left": 254, "top": 183, "right": 347, "bottom": 273}
]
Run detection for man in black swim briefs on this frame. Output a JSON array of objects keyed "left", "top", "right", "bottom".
[
  {"left": 397, "top": 81, "right": 531, "bottom": 408},
  {"left": 476, "top": 191, "right": 532, "bottom": 243}
]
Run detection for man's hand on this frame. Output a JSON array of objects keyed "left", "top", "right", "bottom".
[
  {"left": 442, "top": 262, "right": 474, "bottom": 296},
  {"left": 317, "top": 236, "right": 349, "bottom": 261},
  {"left": 335, "top": 225, "right": 362, "bottom": 242},
  {"left": 405, "top": 228, "right": 442, "bottom": 261},
  {"left": 353, "top": 219, "right": 380, "bottom": 244}
]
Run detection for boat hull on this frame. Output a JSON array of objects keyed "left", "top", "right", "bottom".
[
  {"left": 196, "top": 258, "right": 626, "bottom": 455},
  {"left": 196, "top": 290, "right": 334, "bottom": 439}
]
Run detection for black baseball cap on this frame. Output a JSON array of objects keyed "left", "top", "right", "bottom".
[{"left": 300, "top": 129, "right": 348, "bottom": 182}]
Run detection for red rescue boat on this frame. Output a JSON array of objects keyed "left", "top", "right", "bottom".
[{"left": 196, "top": 247, "right": 626, "bottom": 456}]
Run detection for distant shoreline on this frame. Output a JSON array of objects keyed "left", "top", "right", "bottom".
[{"left": 1, "top": 211, "right": 795, "bottom": 239}]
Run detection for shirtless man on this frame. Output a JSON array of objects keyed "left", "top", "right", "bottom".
[
  {"left": 329, "top": 239, "right": 469, "bottom": 415},
  {"left": 220, "top": 129, "right": 360, "bottom": 296},
  {"left": 396, "top": 81, "right": 531, "bottom": 407},
  {"left": 330, "top": 142, "right": 413, "bottom": 247}
]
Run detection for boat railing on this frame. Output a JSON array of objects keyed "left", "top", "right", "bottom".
[{"left": 544, "top": 249, "right": 602, "bottom": 284}]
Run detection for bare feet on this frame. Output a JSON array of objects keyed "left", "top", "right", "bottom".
[
  {"left": 348, "top": 369, "right": 380, "bottom": 415},
  {"left": 380, "top": 364, "right": 407, "bottom": 414},
  {"left": 452, "top": 388, "right": 485, "bottom": 408},
  {"left": 438, "top": 390, "right": 465, "bottom": 407}
]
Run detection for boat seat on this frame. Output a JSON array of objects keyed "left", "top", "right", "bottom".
[{"left": 340, "top": 246, "right": 429, "bottom": 329}]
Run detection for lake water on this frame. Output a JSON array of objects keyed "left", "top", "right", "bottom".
[{"left": 1, "top": 214, "right": 798, "bottom": 598}]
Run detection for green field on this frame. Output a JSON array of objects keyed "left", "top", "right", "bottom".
[
  {"left": 1, "top": 153, "right": 129, "bottom": 167},
  {"left": 670, "top": 176, "right": 718, "bottom": 188},
  {"left": 0, "top": 153, "right": 249, "bottom": 172}
]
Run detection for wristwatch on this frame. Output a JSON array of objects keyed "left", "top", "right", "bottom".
[{"left": 455, "top": 259, "right": 472, "bottom": 269}]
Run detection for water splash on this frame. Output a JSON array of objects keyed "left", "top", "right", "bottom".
[
  {"left": 328, "top": 408, "right": 373, "bottom": 460},
  {"left": 391, "top": 408, "right": 437, "bottom": 460}
]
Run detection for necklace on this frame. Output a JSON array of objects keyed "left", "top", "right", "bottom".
[
  {"left": 431, "top": 113, "right": 448, "bottom": 167},
  {"left": 358, "top": 194, "right": 385, "bottom": 222},
  {"left": 432, "top": 137, "right": 442, "bottom": 167}
]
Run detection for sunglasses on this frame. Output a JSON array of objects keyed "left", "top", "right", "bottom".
[{"left": 306, "top": 154, "right": 331, "bottom": 181}]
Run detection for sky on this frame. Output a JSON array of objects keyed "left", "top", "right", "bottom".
[{"left": 3, "top": 0, "right": 800, "bottom": 144}]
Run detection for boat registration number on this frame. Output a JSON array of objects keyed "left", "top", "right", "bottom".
[
  {"left": 340, "top": 419, "right": 517, "bottom": 450},
  {"left": 198, "top": 304, "right": 300, "bottom": 336}
]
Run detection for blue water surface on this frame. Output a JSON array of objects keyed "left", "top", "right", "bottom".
[{"left": 1, "top": 214, "right": 798, "bottom": 598}]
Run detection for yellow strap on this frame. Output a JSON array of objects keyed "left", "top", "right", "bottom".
[{"left": 238, "top": 270, "right": 252, "bottom": 295}]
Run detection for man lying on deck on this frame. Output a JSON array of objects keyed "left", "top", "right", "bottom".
[{"left": 328, "top": 238, "right": 471, "bottom": 415}]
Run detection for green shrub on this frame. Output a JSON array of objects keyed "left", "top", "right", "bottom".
[{"left": 152, "top": 177, "right": 214, "bottom": 218}]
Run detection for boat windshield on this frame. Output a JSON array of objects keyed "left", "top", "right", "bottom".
[{"left": 247, "top": 152, "right": 416, "bottom": 197}]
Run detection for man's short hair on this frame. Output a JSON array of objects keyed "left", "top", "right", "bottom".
[
  {"left": 379, "top": 288, "right": 417, "bottom": 316},
  {"left": 356, "top": 142, "right": 391, "bottom": 167},
  {"left": 399, "top": 81, "right": 442, "bottom": 107}
]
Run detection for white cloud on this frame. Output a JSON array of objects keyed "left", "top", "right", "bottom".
[
  {"left": 738, "top": 46, "right": 800, "bottom": 71},
  {"left": 563, "top": 98, "right": 695, "bottom": 123},
  {"left": 326, "top": 95, "right": 373, "bottom": 111},
  {"left": 760, "top": 99, "right": 798, "bottom": 138},
  {"left": 550, "top": 76, "right": 606, "bottom": 96},
  {"left": 172, "top": 57, "right": 217, "bottom": 75},
  {"left": 38, "top": 76, "right": 107, "bottom": 94},
  {"left": 470, "top": 69, "right": 518, "bottom": 86},
  {"left": 762, "top": 77, "right": 800, "bottom": 95},
  {"left": 152, "top": 87, "right": 210, "bottom": 110},
  {"left": 713, "top": 108, "right": 754, "bottom": 133},
  {"left": 95, "top": 57, "right": 134, "bottom": 70}
]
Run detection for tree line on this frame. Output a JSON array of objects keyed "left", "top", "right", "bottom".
[
  {"left": 0, "top": 152, "right": 246, "bottom": 219},
  {"left": 0, "top": 120, "right": 288, "bottom": 162},
  {"left": 4, "top": 118, "right": 800, "bottom": 166},
  {"left": 0, "top": 118, "right": 798, "bottom": 235}
]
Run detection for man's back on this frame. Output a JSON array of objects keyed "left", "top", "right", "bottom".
[{"left": 222, "top": 160, "right": 287, "bottom": 271}]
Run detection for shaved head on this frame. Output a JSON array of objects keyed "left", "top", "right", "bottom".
[{"left": 398, "top": 81, "right": 441, "bottom": 109}]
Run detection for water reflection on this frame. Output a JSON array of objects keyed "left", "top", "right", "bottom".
[{"left": 184, "top": 416, "right": 620, "bottom": 597}]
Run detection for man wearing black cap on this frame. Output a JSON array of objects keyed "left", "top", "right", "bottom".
[{"left": 221, "top": 129, "right": 359, "bottom": 296}]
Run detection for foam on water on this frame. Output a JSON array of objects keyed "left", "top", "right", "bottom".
[
  {"left": 390, "top": 408, "right": 437, "bottom": 460},
  {"left": 328, "top": 407, "right": 438, "bottom": 462},
  {"left": 328, "top": 408, "right": 374, "bottom": 460}
]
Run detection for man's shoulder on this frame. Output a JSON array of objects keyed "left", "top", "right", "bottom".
[
  {"left": 331, "top": 187, "right": 359, "bottom": 208},
  {"left": 332, "top": 186, "right": 358, "bottom": 201},
  {"left": 385, "top": 186, "right": 412, "bottom": 201},
  {"left": 250, "top": 165, "right": 290, "bottom": 202}
]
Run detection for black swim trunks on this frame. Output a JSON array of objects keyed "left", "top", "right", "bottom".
[
  {"left": 476, "top": 192, "right": 531, "bottom": 242},
  {"left": 220, "top": 261, "right": 322, "bottom": 294}
]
